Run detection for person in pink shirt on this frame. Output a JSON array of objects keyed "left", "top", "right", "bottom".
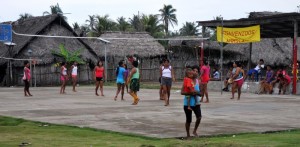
[
  {"left": 278, "top": 73, "right": 291, "bottom": 95},
  {"left": 200, "top": 60, "right": 210, "bottom": 103},
  {"left": 23, "top": 61, "right": 32, "bottom": 96}
]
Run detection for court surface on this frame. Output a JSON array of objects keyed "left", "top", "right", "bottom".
[{"left": 0, "top": 86, "right": 299, "bottom": 138}]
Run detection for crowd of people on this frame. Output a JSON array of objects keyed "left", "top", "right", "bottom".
[{"left": 21, "top": 58, "right": 299, "bottom": 138}]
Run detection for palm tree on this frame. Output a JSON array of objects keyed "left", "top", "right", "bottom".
[
  {"left": 18, "top": 13, "right": 33, "bottom": 21},
  {"left": 142, "top": 14, "right": 164, "bottom": 38},
  {"left": 86, "top": 15, "right": 96, "bottom": 30},
  {"left": 73, "top": 22, "right": 80, "bottom": 30},
  {"left": 79, "top": 25, "right": 90, "bottom": 37},
  {"left": 129, "top": 14, "right": 143, "bottom": 31},
  {"left": 179, "top": 22, "right": 199, "bottom": 36},
  {"left": 43, "top": 3, "right": 67, "bottom": 20},
  {"left": 159, "top": 4, "right": 178, "bottom": 36},
  {"left": 90, "top": 15, "right": 117, "bottom": 37},
  {"left": 117, "top": 16, "right": 131, "bottom": 31}
]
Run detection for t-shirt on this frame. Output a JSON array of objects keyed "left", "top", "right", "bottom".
[
  {"left": 266, "top": 70, "right": 274, "bottom": 83},
  {"left": 254, "top": 64, "right": 264, "bottom": 71},
  {"left": 213, "top": 71, "right": 220, "bottom": 79},
  {"left": 184, "top": 79, "right": 200, "bottom": 106},
  {"left": 183, "top": 77, "right": 194, "bottom": 93},
  {"left": 285, "top": 75, "right": 291, "bottom": 84},
  {"left": 201, "top": 65, "right": 210, "bottom": 77},
  {"left": 116, "top": 67, "right": 126, "bottom": 84},
  {"left": 23, "top": 67, "right": 31, "bottom": 80},
  {"left": 95, "top": 67, "right": 104, "bottom": 77}
]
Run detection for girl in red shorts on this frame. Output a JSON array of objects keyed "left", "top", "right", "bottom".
[
  {"left": 60, "top": 62, "right": 68, "bottom": 94},
  {"left": 231, "top": 61, "right": 244, "bottom": 100}
]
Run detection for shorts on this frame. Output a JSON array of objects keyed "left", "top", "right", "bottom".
[
  {"left": 72, "top": 75, "right": 77, "bottom": 78},
  {"left": 116, "top": 78, "right": 125, "bottom": 84},
  {"left": 201, "top": 75, "right": 210, "bottom": 84},
  {"left": 60, "top": 75, "right": 67, "bottom": 81},
  {"left": 183, "top": 105, "right": 202, "bottom": 123},
  {"left": 130, "top": 78, "right": 140, "bottom": 92},
  {"left": 96, "top": 77, "right": 103, "bottom": 81},
  {"left": 235, "top": 78, "right": 244, "bottom": 88},
  {"left": 161, "top": 77, "right": 172, "bottom": 86}
]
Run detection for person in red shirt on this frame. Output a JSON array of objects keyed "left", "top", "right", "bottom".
[
  {"left": 23, "top": 61, "right": 32, "bottom": 96},
  {"left": 94, "top": 61, "right": 105, "bottom": 96},
  {"left": 183, "top": 68, "right": 196, "bottom": 110},
  {"left": 200, "top": 60, "right": 210, "bottom": 103},
  {"left": 278, "top": 73, "right": 291, "bottom": 95}
]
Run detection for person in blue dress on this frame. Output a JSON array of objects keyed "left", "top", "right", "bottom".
[{"left": 114, "top": 61, "right": 126, "bottom": 100}]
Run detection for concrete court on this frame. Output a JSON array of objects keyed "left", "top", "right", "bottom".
[{"left": 0, "top": 86, "right": 299, "bottom": 138}]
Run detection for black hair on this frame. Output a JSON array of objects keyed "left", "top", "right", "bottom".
[
  {"left": 191, "top": 65, "right": 199, "bottom": 71},
  {"left": 116, "top": 61, "right": 124, "bottom": 76},
  {"left": 164, "top": 59, "right": 169, "bottom": 63},
  {"left": 234, "top": 61, "right": 242, "bottom": 67},
  {"left": 185, "top": 68, "right": 193, "bottom": 77},
  {"left": 97, "top": 60, "right": 103, "bottom": 67},
  {"left": 185, "top": 65, "right": 192, "bottom": 68},
  {"left": 278, "top": 73, "right": 283, "bottom": 78},
  {"left": 259, "top": 59, "right": 264, "bottom": 63},
  {"left": 61, "top": 62, "right": 66, "bottom": 66},
  {"left": 132, "top": 61, "right": 138, "bottom": 67},
  {"left": 266, "top": 65, "right": 272, "bottom": 68},
  {"left": 24, "top": 60, "right": 29, "bottom": 66}
]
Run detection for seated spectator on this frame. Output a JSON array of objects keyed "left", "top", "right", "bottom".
[
  {"left": 210, "top": 67, "right": 221, "bottom": 81},
  {"left": 222, "top": 67, "right": 233, "bottom": 91},
  {"left": 278, "top": 73, "right": 291, "bottom": 95},
  {"left": 271, "top": 65, "right": 287, "bottom": 93},
  {"left": 290, "top": 62, "right": 299, "bottom": 82},
  {"left": 258, "top": 65, "right": 274, "bottom": 94},
  {"left": 247, "top": 59, "right": 265, "bottom": 81}
]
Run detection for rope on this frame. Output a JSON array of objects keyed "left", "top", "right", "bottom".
[
  {"left": 0, "top": 57, "right": 42, "bottom": 61},
  {"left": 12, "top": 30, "right": 209, "bottom": 41}
]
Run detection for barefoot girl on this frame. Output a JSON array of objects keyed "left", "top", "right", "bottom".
[{"left": 94, "top": 61, "right": 105, "bottom": 96}]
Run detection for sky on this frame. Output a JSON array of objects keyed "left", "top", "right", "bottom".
[{"left": 0, "top": 0, "right": 299, "bottom": 31}]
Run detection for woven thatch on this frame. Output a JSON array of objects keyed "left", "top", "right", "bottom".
[
  {"left": 0, "top": 14, "right": 98, "bottom": 66},
  {"left": 223, "top": 38, "right": 300, "bottom": 65},
  {"left": 248, "top": 11, "right": 283, "bottom": 18},
  {"left": 169, "top": 36, "right": 243, "bottom": 61},
  {"left": 87, "top": 32, "right": 165, "bottom": 57}
]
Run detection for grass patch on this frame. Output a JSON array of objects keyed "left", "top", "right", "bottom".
[{"left": 0, "top": 116, "right": 299, "bottom": 147}]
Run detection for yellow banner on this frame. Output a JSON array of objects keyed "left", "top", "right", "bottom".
[{"left": 217, "top": 25, "right": 260, "bottom": 43}]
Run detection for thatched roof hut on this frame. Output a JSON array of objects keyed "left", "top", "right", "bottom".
[
  {"left": 223, "top": 38, "right": 300, "bottom": 66},
  {"left": 0, "top": 14, "right": 98, "bottom": 66},
  {"left": 169, "top": 36, "right": 243, "bottom": 62},
  {"left": 88, "top": 31, "right": 165, "bottom": 58}
]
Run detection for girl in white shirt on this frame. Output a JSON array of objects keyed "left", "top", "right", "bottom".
[
  {"left": 160, "top": 59, "right": 175, "bottom": 106},
  {"left": 70, "top": 62, "right": 78, "bottom": 92}
]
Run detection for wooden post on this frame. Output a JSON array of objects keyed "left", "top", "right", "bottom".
[
  {"left": 292, "top": 20, "right": 298, "bottom": 94},
  {"left": 200, "top": 26, "right": 206, "bottom": 67},
  {"left": 248, "top": 42, "right": 252, "bottom": 72}
]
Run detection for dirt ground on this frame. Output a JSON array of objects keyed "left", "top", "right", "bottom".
[{"left": 0, "top": 86, "right": 299, "bottom": 138}]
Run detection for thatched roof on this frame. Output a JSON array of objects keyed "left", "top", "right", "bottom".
[
  {"left": 0, "top": 14, "right": 98, "bottom": 65},
  {"left": 169, "top": 36, "right": 243, "bottom": 59},
  {"left": 248, "top": 11, "right": 283, "bottom": 18},
  {"left": 88, "top": 32, "right": 165, "bottom": 57},
  {"left": 223, "top": 38, "right": 300, "bottom": 65}
]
